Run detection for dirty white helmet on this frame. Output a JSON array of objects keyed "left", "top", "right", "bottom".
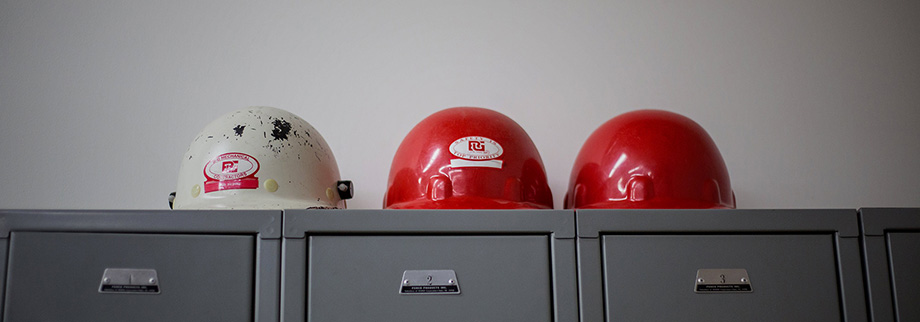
[{"left": 171, "top": 106, "right": 352, "bottom": 209}]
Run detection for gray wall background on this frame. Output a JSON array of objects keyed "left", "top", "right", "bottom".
[{"left": 2, "top": 0, "right": 918, "bottom": 210}]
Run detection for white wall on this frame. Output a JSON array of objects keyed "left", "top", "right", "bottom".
[{"left": 2, "top": 0, "right": 918, "bottom": 210}]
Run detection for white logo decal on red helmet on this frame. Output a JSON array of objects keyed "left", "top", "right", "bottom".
[{"left": 449, "top": 136, "right": 503, "bottom": 168}]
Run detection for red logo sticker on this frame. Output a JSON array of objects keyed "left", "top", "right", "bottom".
[{"left": 203, "top": 152, "right": 260, "bottom": 193}]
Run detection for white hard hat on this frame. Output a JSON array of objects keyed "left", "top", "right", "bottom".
[{"left": 171, "top": 106, "right": 352, "bottom": 209}]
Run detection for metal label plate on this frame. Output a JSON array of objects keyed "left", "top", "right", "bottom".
[
  {"left": 399, "top": 270, "right": 460, "bottom": 295},
  {"left": 99, "top": 268, "right": 160, "bottom": 294},
  {"left": 694, "top": 269, "right": 752, "bottom": 293}
]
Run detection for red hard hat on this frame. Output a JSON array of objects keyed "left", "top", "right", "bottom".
[
  {"left": 564, "top": 110, "right": 735, "bottom": 209},
  {"left": 384, "top": 107, "right": 553, "bottom": 209}
]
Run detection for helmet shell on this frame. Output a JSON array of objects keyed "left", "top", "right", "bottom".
[
  {"left": 384, "top": 107, "right": 553, "bottom": 209},
  {"left": 564, "top": 110, "right": 735, "bottom": 209},
  {"left": 174, "top": 106, "right": 346, "bottom": 209}
]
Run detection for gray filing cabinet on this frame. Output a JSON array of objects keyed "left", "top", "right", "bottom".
[
  {"left": 281, "top": 209, "right": 577, "bottom": 322},
  {"left": 861, "top": 208, "right": 920, "bottom": 322},
  {"left": 0, "top": 210, "right": 281, "bottom": 322},
  {"left": 577, "top": 209, "right": 867, "bottom": 322}
]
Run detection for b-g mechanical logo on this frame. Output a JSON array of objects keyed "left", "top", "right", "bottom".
[{"left": 203, "top": 152, "right": 260, "bottom": 193}]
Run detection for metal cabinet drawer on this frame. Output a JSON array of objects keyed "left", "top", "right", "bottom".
[
  {"left": 0, "top": 210, "right": 282, "bottom": 322},
  {"left": 282, "top": 209, "right": 577, "bottom": 322},
  {"left": 308, "top": 235, "right": 550, "bottom": 321},
  {"left": 861, "top": 208, "right": 920, "bottom": 322},
  {"left": 5, "top": 232, "right": 254, "bottom": 322},
  {"left": 602, "top": 234, "right": 839, "bottom": 321},
  {"left": 577, "top": 209, "right": 866, "bottom": 322}
]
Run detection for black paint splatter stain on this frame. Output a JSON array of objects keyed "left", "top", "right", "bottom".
[
  {"left": 263, "top": 143, "right": 283, "bottom": 154},
  {"left": 233, "top": 125, "right": 246, "bottom": 137},
  {"left": 271, "top": 119, "right": 292, "bottom": 140}
]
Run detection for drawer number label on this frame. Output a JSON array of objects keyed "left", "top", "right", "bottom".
[
  {"left": 399, "top": 270, "right": 460, "bottom": 295},
  {"left": 694, "top": 268, "right": 752, "bottom": 293},
  {"left": 99, "top": 268, "right": 160, "bottom": 294}
]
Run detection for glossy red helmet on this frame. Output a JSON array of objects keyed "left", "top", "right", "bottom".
[
  {"left": 384, "top": 107, "right": 553, "bottom": 209},
  {"left": 564, "top": 110, "right": 735, "bottom": 209}
]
